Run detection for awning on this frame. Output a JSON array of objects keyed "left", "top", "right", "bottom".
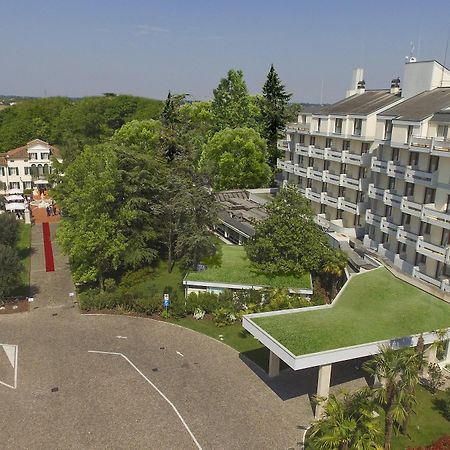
[
  {"left": 5, "top": 195, "right": 24, "bottom": 202},
  {"left": 6, "top": 189, "right": 22, "bottom": 195},
  {"left": 5, "top": 202, "right": 26, "bottom": 211},
  {"left": 34, "top": 180, "right": 49, "bottom": 185}
]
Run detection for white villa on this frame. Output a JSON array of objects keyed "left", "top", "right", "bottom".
[
  {"left": 278, "top": 59, "right": 450, "bottom": 294},
  {"left": 0, "top": 139, "right": 62, "bottom": 194}
]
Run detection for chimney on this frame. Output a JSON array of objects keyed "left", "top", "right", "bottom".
[
  {"left": 390, "top": 77, "right": 401, "bottom": 95},
  {"left": 357, "top": 80, "right": 366, "bottom": 94}
]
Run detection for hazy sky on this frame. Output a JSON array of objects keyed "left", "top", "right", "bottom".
[{"left": 1, "top": 0, "right": 450, "bottom": 103}]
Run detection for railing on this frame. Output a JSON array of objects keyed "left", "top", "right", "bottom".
[
  {"left": 404, "top": 166, "right": 434, "bottom": 186},
  {"left": 340, "top": 197, "right": 358, "bottom": 214},
  {"left": 309, "top": 168, "right": 324, "bottom": 181},
  {"left": 416, "top": 236, "right": 449, "bottom": 263},
  {"left": 340, "top": 174, "right": 361, "bottom": 190},
  {"left": 400, "top": 197, "right": 423, "bottom": 218},
  {"left": 323, "top": 171, "right": 340, "bottom": 185},
  {"left": 322, "top": 193, "right": 339, "bottom": 208},
  {"left": 410, "top": 136, "right": 450, "bottom": 155},
  {"left": 310, "top": 147, "right": 325, "bottom": 158},
  {"left": 277, "top": 140, "right": 291, "bottom": 151},
  {"left": 380, "top": 217, "right": 398, "bottom": 235},
  {"left": 433, "top": 138, "right": 450, "bottom": 153},
  {"left": 324, "top": 148, "right": 343, "bottom": 162},
  {"left": 387, "top": 161, "right": 406, "bottom": 178},
  {"left": 396, "top": 226, "right": 417, "bottom": 246},
  {"left": 286, "top": 122, "right": 310, "bottom": 133},
  {"left": 365, "top": 209, "right": 381, "bottom": 225},
  {"left": 368, "top": 184, "right": 385, "bottom": 201},
  {"left": 422, "top": 204, "right": 450, "bottom": 230},
  {"left": 342, "top": 151, "right": 362, "bottom": 166},
  {"left": 276, "top": 159, "right": 294, "bottom": 173},
  {"left": 412, "top": 268, "right": 443, "bottom": 289},
  {"left": 294, "top": 165, "right": 308, "bottom": 177},
  {"left": 371, "top": 157, "right": 388, "bottom": 173},
  {"left": 295, "top": 143, "right": 311, "bottom": 156},
  {"left": 305, "top": 189, "right": 322, "bottom": 203},
  {"left": 383, "top": 190, "right": 402, "bottom": 207},
  {"left": 410, "top": 136, "right": 433, "bottom": 149}
]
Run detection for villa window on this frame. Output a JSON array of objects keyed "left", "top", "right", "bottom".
[
  {"left": 428, "top": 155, "right": 439, "bottom": 172},
  {"left": 320, "top": 204, "right": 327, "bottom": 214},
  {"left": 317, "top": 118, "right": 321, "bottom": 132},
  {"left": 335, "top": 118, "right": 343, "bottom": 134},
  {"left": 401, "top": 213, "right": 411, "bottom": 226},
  {"left": 29, "top": 153, "right": 37, "bottom": 160},
  {"left": 353, "top": 119, "right": 362, "bottom": 136},
  {"left": 24, "top": 167, "right": 30, "bottom": 175},
  {"left": 423, "top": 187, "right": 436, "bottom": 204},
  {"left": 409, "top": 151, "right": 419, "bottom": 166},
  {"left": 336, "top": 209, "right": 343, "bottom": 219},
  {"left": 325, "top": 138, "right": 332, "bottom": 148},
  {"left": 384, "top": 205, "right": 392, "bottom": 218},
  {"left": 388, "top": 177, "right": 396, "bottom": 190},
  {"left": 361, "top": 142, "right": 370, "bottom": 153},
  {"left": 404, "top": 182, "right": 414, "bottom": 197},
  {"left": 392, "top": 148, "right": 400, "bottom": 162},
  {"left": 437, "top": 124, "right": 449, "bottom": 139},
  {"left": 299, "top": 134, "right": 305, "bottom": 144},
  {"left": 8, "top": 167, "right": 19, "bottom": 176},
  {"left": 342, "top": 140, "right": 350, "bottom": 151},
  {"left": 407, "top": 125, "right": 414, "bottom": 143},
  {"left": 310, "top": 136, "right": 316, "bottom": 146},
  {"left": 0, "top": 167, "right": 4, "bottom": 176}
]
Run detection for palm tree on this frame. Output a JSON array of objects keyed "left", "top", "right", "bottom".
[
  {"left": 322, "top": 250, "right": 347, "bottom": 299},
  {"left": 363, "top": 346, "right": 421, "bottom": 450},
  {"left": 308, "top": 389, "right": 382, "bottom": 450}
]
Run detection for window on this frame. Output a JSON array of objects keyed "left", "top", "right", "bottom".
[
  {"left": 361, "top": 142, "right": 370, "bottom": 153},
  {"left": 340, "top": 163, "right": 347, "bottom": 174},
  {"left": 415, "top": 252, "right": 427, "bottom": 265},
  {"left": 381, "top": 232, "right": 388, "bottom": 244},
  {"left": 404, "top": 182, "right": 414, "bottom": 197},
  {"left": 8, "top": 167, "right": 18, "bottom": 176},
  {"left": 338, "top": 186, "right": 346, "bottom": 197},
  {"left": 317, "top": 118, "right": 321, "bottom": 132},
  {"left": 354, "top": 214, "right": 361, "bottom": 226},
  {"left": 441, "top": 229, "right": 450, "bottom": 246},
  {"left": 428, "top": 155, "right": 439, "bottom": 172},
  {"left": 310, "top": 136, "right": 316, "bottom": 146},
  {"left": 336, "top": 209, "right": 343, "bottom": 219},
  {"left": 0, "top": 167, "right": 4, "bottom": 176},
  {"left": 401, "top": 213, "right": 411, "bottom": 225},
  {"left": 24, "top": 167, "right": 30, "bottom": 175},
  {"left": 41, "top": 153, "right": 49, "bottom": 160},
  {"left": 323, "top": 160, "right": 330, "bottom": 171},
  {"left": 299, "top": 134, "right": 305, "bottom": 144},
  {"left": 325, "top": 138, "right": 332, "bottom": 148},
  {"left": 384, "top": 120, "right": 393, "bottom": 140},
  {"left": 420, "top": 221, "right": 431, "bottom": 236},
  {"left": 353, "top": 119, "right": 362, "bottom": 136},
  {"left": 409, "top": 151, "right": 419, "bottom": 166},
  {"left": 23, "top": 181, "right": 32, "bottom": 189},
  {"left": 335, "top": 118, "right": 343, "bottom": 134},
  {"left": 320, "top": 204, "right": 327, "bottom": 214},
  {"left": 307, "top": 178, "right": 312, "bottom": 188},
  {"left": 388, "top": 177, "right": 396, "bottom": 190},
  {"left": 299, "top": 155, "right": 304, "bottom": 165},
  {"left": 392, "top": 148, "right": 400, "bottom": 162},
  {"left": 29, "top": 153, "right": 37, "bottom": 160},
  {"left": 322, "top": 182, "right": 328, "bottom": 192},
  {"left": 407, "top": 125, "right": 414, "bottom": 143},
  {"left": 9, "top": 182, "right": 20, "bottom": 189},
  {"left": 384, "top": 205, "right": 392, "bottom": 218},
  {"left": 357, "top": 191, "right": 365, "bottom": 202},
  {"left": 437, "top": 124, "right": 449, "bottom": 139},
  {"left": 397, "top": 242, "right": 407, "bottom": 254},
  {"left": 424, "top": 187, "right": 436, "bottom": 204},
  {"left": 342, "top": 140, "right": 350, "bottom": 151},
  {"left": 308, "top": 157, "right": 314, "bottom": 167},
  {"left": 358, "top": 166, "right": 366, "bottom": 178}
]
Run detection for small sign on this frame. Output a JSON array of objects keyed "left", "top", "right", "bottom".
[{"left": 163, "top": 293, "right": 170, "bottom": 308}]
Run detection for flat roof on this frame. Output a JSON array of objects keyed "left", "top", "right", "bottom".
[
  {"left": 247, "top": 268, "right": 450, "bottom": 357},
  {"left": 185, "top": 244, "right": 311, "bottom": 290},
  {"left": 381, "top": 87, "right": 450, "bottom": 121},
  {"left": 316, "top": 90, "right": 400, "bottom": 116}
]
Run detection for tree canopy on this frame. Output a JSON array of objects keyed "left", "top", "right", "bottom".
[
  {"left": 245, "top": 185, "right": 330, "bottom": 276},
  {"left": 199, "top": 127, "right": 272, "bottom": 190}
]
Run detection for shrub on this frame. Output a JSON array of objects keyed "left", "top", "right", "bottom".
[
  {"left": 407, "top": 434, "right": 450, "bottom": 449},
  {"left": 312, "top": 279, "right": 330, "bottom": 304},
  {"left": 436, "top": 388, "right": 450, "bottom": 421},
  {"left": 78, "top": 289, "right": 122, "bottom": 311},
  {"left": 213, "top": 307, "right": 236, "bottom": 327},
  {"left": 193, "top": 307, "right": 205, "bottom": 320},
  {"left": 186, "top": 292, "right": 220, "bottom": 314},
  {"left": 119, "top": 267, "right": 153, "bottom": 289},
  {"left": 132, "top": 295, "right": 162, "bottom": 315},
  {"left": 426, "top": 363, "right": 445, "bottom": 393}
]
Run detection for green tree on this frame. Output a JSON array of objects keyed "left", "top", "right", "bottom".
[
  {"left": 0, "top": 244, "right": 21, "bottom": 299},
  {"left": 0, "top": 213, "right": 19, "bottom": 246},
  {"left": 245, "top": 185, "right": 329, "bottom": 277},
  {"left": 308, "top": 389, "right": 381, "bottom": 450},
  {"left": 260, "top": 64, "right": 292, "bottom": 167},
  {"left": 199, "top": 127, "right": 271, "bottom": 190},
  {"left": 211, "top": 69, "right": 258, "bottom": 130},
  {"left": 363, "top": 346, "right": 422, "bottom": 450},
  {"left": 321, "top": 249, "right": 348, "bottom": 299}
]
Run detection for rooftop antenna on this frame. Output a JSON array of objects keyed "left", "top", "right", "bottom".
[
  {"left": 441, "top": 23, "right": 450, "bottom": 87},
  {"left": 320, "top": 79, "right": 324, "bottom": 105}
]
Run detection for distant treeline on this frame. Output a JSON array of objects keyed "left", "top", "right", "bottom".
[{"left": 0, "top": 95, "right": 163, "bottom": 157}]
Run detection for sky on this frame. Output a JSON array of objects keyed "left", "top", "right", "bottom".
[{"left": 1, "top": 0, "right": 450, "bottom": 103}]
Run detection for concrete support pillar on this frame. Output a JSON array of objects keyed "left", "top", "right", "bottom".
[
  {"left": 315, "top": 364, "right": 332, "bottom": 419},
  {"left": 268, "top": 351, "right": 280, "bottom": 378},
  {"left": 24, "top": 208, "right": 31, "bottom": 224}
]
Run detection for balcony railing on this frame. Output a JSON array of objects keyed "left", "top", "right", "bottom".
[
  {"left": 322, "top": 193, "right": 339, "bottom": 208},
  {"left": 409, "top": 136, "right": 450, "bottom": 156},
  {"left": 396, "top": 226, "right": 417, "bottom": 246},
  {"left": 305, "top": 188, "right": 322, "bottom": 203},
  {"left": 340, "top": 174, "right": 361, "bottom": 190},
  {"left": 371, "top": 157, "right": 388, "bottom": 173},
  {"left": 340, "top": 197, "right": 359, "bottom": 214},
  {"left": 324, "top": 148, "right": 343, "bottom": 162},
  {"left": 342, "top": 151, "right": 362, "bottom": 166},
  {"left": 368, "top": 184, "right": 385, "bottom": 201},
  {"left": 416, "top": 236, "right": 449, "bottom": 263},
  {"left": 286, "top": 122, "right": 310, "bottom": 133},
  {"left": 404, "top": 166, "right": 435, "bottom": 186},
  {"left": 400, "top": 197, "right": 423, "bottom": 218},
  {"left": 295, "top": 143, "right": 311, "bottom": 157},
  {"left": 422, "top": 204, "right": 450, "bottom": 230},
  {"left": 309, "top": 168, "right": 324, "bottom": 182},
  {"left": 380, "top": 217, "right": 398, "bottom": 236},
  {"left": 276, "top": 159, "right": 294, "bottom": 173},
  {"left": 365, "top": 209, "right": 381, "bottom": 225},
  {"left": 294, "top": 165, "right": 308, "bottom": 177},
  {"left": 277, "top": 140, "right": 291, "bottom": 151},
  {"left": 387, "top": 161, "right": 406, "bottom": 178},
  {"left": 383, "top": 190, "right": 402, "bottom": 207},
  {"left": 323, "top": 171, "right": 340, "bottom": 185},
  {"left": 310, "top": 147, "right": 325, "bottom": 158}
]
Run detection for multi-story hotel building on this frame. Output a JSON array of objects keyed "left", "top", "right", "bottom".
[
  {"left": 278, "top": 59, "right": 450, "bottom": 293},
  {"left": 0, "top": 139, "right": 62, "bottom": 193}
]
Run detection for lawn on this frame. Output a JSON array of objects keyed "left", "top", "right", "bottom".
[
  {"left": 10, "top": 223, "right": 31, "bottom": 297},
  {"left": 185, "top": 244, "right": 311, "bottom": 290},
  {"left": 391, "top": 385, "right": 450, "bottom": 449},
  {"left": 253, "top": 268, "right": 450, "bottom": 356}
]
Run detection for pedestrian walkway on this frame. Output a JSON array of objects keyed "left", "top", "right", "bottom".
[{"left": 29, "top": 223, "right": 75, "bottom": 310}]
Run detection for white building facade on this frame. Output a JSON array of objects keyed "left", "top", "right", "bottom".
[
  {"left": 278, "top": 60, "right": 450, "bottom": 293},
  {"left": 0, "top": 139, "right": 62, "bottom": 193}
]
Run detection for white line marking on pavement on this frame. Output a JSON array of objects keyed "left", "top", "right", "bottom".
[
  {"left": 116, "top": 336, "right": 128, "bottom": 339},
  {"left": 176, "top": 351, "right": 184, "bottom": 357},
  {"left": 0, "top": 344, "right": 18, "bottom": 389},
  {"left": 88, "top": 350, "right": 202, "bottom": 450}
]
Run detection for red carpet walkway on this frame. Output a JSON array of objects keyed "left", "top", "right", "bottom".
[{"left": 42, "top": 223, "right": 55, "bottom": 272}]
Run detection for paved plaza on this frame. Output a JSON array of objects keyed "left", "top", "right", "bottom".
[{"left": 0, "top": 223, "right": 367, "bottom": 449}]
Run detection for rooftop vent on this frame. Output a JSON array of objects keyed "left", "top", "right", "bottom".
[
  {"left": 390, "top": 77, "right": 401, "bottom": 95},
  {"left": 357, "top": 80, "right": 366, "bottom": 94}
]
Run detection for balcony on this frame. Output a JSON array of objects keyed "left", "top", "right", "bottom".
[
  {"left": 323, "top": 171, "right": 341, "bottom": 185},
  {"left": 340, "top": 197, "right": 359, "bottom": 214},
  {"left": 340, "top": 174, "right": 361, "bottom": 190},
  {"left": 322, "top": 193, "right": 340, "bottom": 208},
  {"left": 277, "top": 140, "right": 291, "bottom": 151},
  {"left": 400, "top": 197, "right": 423, "bottom": 218},
  {"left": 310, "top": 147, "right": 325, "bottom": 159},
  {"left": 305, "top": 188, "right": 322, "bottom": 203},
  {"left": 371, "top": 157, "right": 388, "bottom": 173},
  {"left": 324, "top": 148, "right": 343, "bottom": 162},
  {"left": 422, "top": 204, "right": 450, "bottom": 230},
  {"left": 412, "top": 267, "right": 444, "bottom": 289},
  {"left": 410, "top": 136, "right": 450, "bottom": 156},
  {"left": 380, "top": 217, "right": 398, "bottom": 236},
  {"left": 433, "top": 137, "right": 450, "bottom": 154},
  {"left": 294, "top": 165, "right": 308, "bottom": 177},
  {"left": 383, "top": 190, "right": 402, "bottom": 207},
  {"left": 276, "top": 159, "right": 294, "bottom": 173},
  {"left": 308, "top": 168, "right": 324, "bottom": 182},
  {"left": 365, "top": 209, "right": 381, "bottom": 225},
  {"left": 286, "top": 122, "right": 310, "bottom": 133},
  {"left": 386, "top": 161, "right": 406, "bottom": 178},
  {"left": 342, "top": 151, "right": 362, "bottom": 166},
  {"left": 410, "top": 136, "right": 433, "bottom": 150},
  {"left": 416, "top": 236, "right": 449, "bottom": 263},
  {"left": 295, "top": 143, "right": 311, "bottom": 157},
  {"left": 396, "top": 225, "right": 417, "bottom": 246},
  {"left": 404, "top": 166, "right": 435, "bottom": 186},
  {"left": 368, "top": 184, "right": 385, "bottom": 201}
]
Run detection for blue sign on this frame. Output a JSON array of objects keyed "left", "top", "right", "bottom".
[{"left": 163, "top": 293, "right": 170, "bottom": 308}]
